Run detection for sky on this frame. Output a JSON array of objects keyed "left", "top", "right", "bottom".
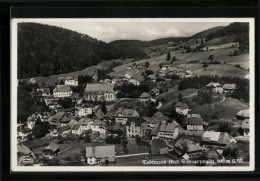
[{"left": 18, "top": 19, "right": 232, "bottom": 43}]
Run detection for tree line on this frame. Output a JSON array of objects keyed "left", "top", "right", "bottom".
[
  {"left": 18, "top": 23, "right": 147, "bottom": 79},
  {"left": 178, "top": 75, "right": 249, "bottom": 103}
]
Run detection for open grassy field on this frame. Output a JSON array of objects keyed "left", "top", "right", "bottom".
[
  {"left": 190, "top": 97, "right": 249, "bottom": 120},
  {"left": 25, "top": 59, "right": 134, "bottom": 86},
  {"left": 158, "top": 88, "right": 198, "bottom": 113},
  {"left": 127, "top": 142, "right": 150, "bottom": 154},
  {"left": 171, "top": 47, "right": 246, "bottom": 64},
  {"left": 26, "top": 40, "right": 249, "bottom": 87},
  {"left": 109, "top": 54, "right": 167, "bottom": 81},
  {"left": 175, "top": 63, "right": 248, "bottom": 78},
  {"left": 205, "top": 36, "right": 237, "bottom": 46},
  {"left": 109, "top": 43, "right": 249, "bottom": 82}
]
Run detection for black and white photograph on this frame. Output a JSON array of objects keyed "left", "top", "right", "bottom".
[{"left": 11, "top": 18, "right": 255, "bottom": 172}]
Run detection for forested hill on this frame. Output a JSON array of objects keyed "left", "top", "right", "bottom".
[
  {"left": 191, "top": 26, "right": 224, "bottom": 38},
  {"left": 18, "top": 23, "right": 147, "bottom": 79},
  {"left": 109, "top": 37, "right": 188, "bottom": 50},
  {"left": 205, "top": 22, "right": 249, "bottom": 41}
]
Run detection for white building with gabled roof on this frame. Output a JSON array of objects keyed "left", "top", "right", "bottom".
[
  {"left": 65, "top": 76, "right": 78, "bottom": 87},
  {"left": 53, "top": 85, "right": 73, "bottom": 98}
]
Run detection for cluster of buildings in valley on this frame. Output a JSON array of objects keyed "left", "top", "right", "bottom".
[
  {"left": 18, "top": 66, "right": 249, "bottom": 166},
  {"left": 157, "top": 62, "right": 195, "bottom": 79},
  {"left": 206, "top": 82, "right": 237, "bottom": 94}
]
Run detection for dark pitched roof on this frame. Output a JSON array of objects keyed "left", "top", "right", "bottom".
[
  {"left": 150, "top": 139, "right": 168, "bottom": 155},
  {"left": 44, "top": 142, "right": 60, "bottom": 152},
  {"left": 158, "top": 122, "right": 182, "bottom": 133},
  {"left": 151, "top": 139, "right": 167, "bottom": 148},
  {"left": 175, "top": 102, "right": 189, "bottom": 109},
  {"left": 78, "top": 118, "right": 92, "bottom": 125},
  {"left": 37, "top": 88, "right": 50, "bottom": 94},
  {"left": 94, "top": 111, "right": 105, "bottom": 119},
  {"left": 17, "top": 144, "right": 32, "bottom": 155},
  {"left": 143, "top": 117, "right": 162, "bottom": 124},
  {"left": 172, "top": 138, "right": 205, "bottom": 153},
  {"left": 58, "top": 125, "right": 71, "bottom": 132},
  {"left": 206, "top": 82, "right": 222, "bottom": 88},
  {"left": 114, "top": 108, "right": 139, "bottom": 117},
  {"left": 183, "top": 117, "right": 204, "bottom": 125},
  {"left": 153, "top": 112, "right": 169, "bottom": 121},
  {"left": 140, "top": 92, "right": 151, "bottom": 98},
  {"left": 108, "top": 122, "right": 125, "bottom": 132},
  {"left": 71, "top": 124, "right": 82, "bottom": 130},
  {"left": 202, "top": 131, "right": 237, "bottom": 146},
  {"left": 151, "top": 123, "right": 161, "bottom": 136},
  {"left": 53, "top": 85, "right": 72, "bottom": 92},
  {"left": 126, "top": 117, "right": 145, "bottom": 126},
  {"left": 84, "top": 83, "right": 114, "bottom": 94},
  {"left": 52, "top": 112, "right": 73, "bottom": 123}
]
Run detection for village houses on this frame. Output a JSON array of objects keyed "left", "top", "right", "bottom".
[
  {"left": 77, "top": 107, "right": 93, "bottom": 117},
  {"left": 126, "top": 117, "right": 146, "bottom": 138},
  {"left": 53, "top": 85, "right": 73, "bottom": 98},
  {"left": 88, "top": 119, "right": 107, "bottom": 134},
  {"left": 169, "top": 137, "right": 206, "bottom": 157},
  {"left": 29, "top": 78, "right": 37, "bottom": 84},
  {"left": 37, "top": 88, "right": 50, "bottom": 96},
  {"left": 139, "top": 92, "right": 151, "bottom": 103},
  {"left": 223, "top": 83, "right": 236, "bottom": 93},
  {"left": 206, "top": 82, "right": 223, "bottom": 93},
  {"left": 58, "top": 125, "right": 71, "bottom": 137},
  {"left": 17, "top": 144, "right": 36, "bottom": 166},
  {"left": 27, "top": 117, "right": 36, "bottom": 130},
  {"left": 49, "top": 111, "right": 73, "bottom": 129},
  {"left": 151, "top": 121, "right": 182, "bottom": 143},
  {"left": 201, "top": 131, "right": 237, "bottom": 149},
  {"left": 160, "top": 62, "right": 173, "bottom": 70},
  {"left": 241, "top": 119, "right": 250, "bottom": 137},
  {"left": 114, "top": 107, "right": 139, "bottom": 124},
  {"left": 143, "top": 112, "right": 169, "bottom": 130},
  {"left": 85, "top": 145, "right": 116, "bottom": 165},
  {"left": 43, "top": 142, "right": 60, "bottom": 159},
  {"left": 64, "top": 76, "right": 78, "bottom": 87},
  {"left": 183, "top": 117, "right": 204, "bottom": 131},
  {"left": 129, "top": 79, "right": 140, "bottom": 86}
]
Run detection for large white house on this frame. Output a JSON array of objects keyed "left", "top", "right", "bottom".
[
  {"left": 88, "top": 119, "right": 107, "bottom": 134},
  {"left": 77, "top": 107, "right": 93, "bottom": 117},
  {"left": 126, "top": 118, "right": 145, "bottom": 138},
  {"left": 151, "top": 121, "right": 182, "bottom": 143},
  {"left": 206, "top": 82, "right": 223, "bottom": 93},
  {"left": 53, "top": 85, "right": 73, "bottom": 98},
  {"left": 65, "top": 77, "right": 78, "bottom": 87}
]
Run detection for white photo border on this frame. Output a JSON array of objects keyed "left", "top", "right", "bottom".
[{"left": 11, "top": 18, "right": 255, "bottom": 172}]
